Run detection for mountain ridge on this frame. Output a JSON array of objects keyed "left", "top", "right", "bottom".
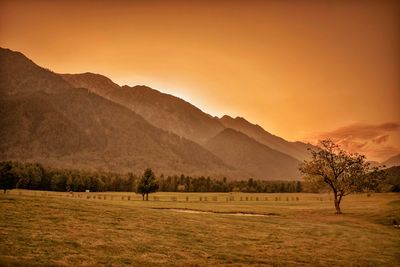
[
  {"left": 62, "top": 73, "right": 225, "bottom": 144},
  {"left": 205, "top": 128, "right": 301, "bottom": 180},
  {"left": 1, "top": 47, "right": 308, "bottom": 180},
  {"left": 382, "top": 154, "right": 400, "bottom": 168},
  {"left": 62, "top": 72, "right": 314, "bottom": 160},
  {"left": 0, "top": 47, "right": 240, "bottom": 177},
  {"left": 219, "top": 115, "right": 314, "bottom": 160}
]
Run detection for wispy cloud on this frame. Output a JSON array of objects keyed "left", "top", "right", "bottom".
[
  {"left": 304, "top": 122, "right": 400, "bottom": 162},
  {"left": 372, "top": 135, "right": 389, "bottom": 144}
]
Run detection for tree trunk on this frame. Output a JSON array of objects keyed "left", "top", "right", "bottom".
[
  {"left": 333, "top": 191, "right": 342, "bottom": 214},
  {"left": 3, "top": 189, "right": 6, "bottom": 194},
  {"left": 142, "top": 193, "right": 145, "bottom": 200},
  {"left": 146, "top": 193, "right": 148, "bottom": 201}
]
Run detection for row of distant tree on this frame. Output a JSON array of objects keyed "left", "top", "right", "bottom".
[
  {"left": 0, "top": 160, "right": 398, "bottom": 195},
  {"left": 1, "top": 161, "right": 302, "bottom": 193}
]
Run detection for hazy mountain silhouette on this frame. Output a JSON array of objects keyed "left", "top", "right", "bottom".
[
  {"left": 62, "top": 73, "right": 224, "bottom": 144},
  {"left": 1, "top": 47, "right": 308, "bottom": 180},
  {"left": 62, "top": 72, "right": 120, "bottom": 98},
  {"left": 62, "top": 72, "right": 304, "bottom": 179},
  {"left": 0, "top": 47, "right": 237, "bottom": 177},
  {"left": 382, "top": 154, "right": 400, "bottom": 167},
  {"left": 205, "top": 128, "right": 300, "bottom": 180},
  {"left": 219, "top": 115, "right": 313, "bottom": 161},
  {"left": 0, "top": 48, "right": 71, "bottom": 95}
]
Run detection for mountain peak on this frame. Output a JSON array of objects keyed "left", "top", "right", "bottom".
[
  {"left": 221, "top": 115, "right": 233, "bottom": 119},
  {"left": 62, "top": 72, "right": 120, "bottom": 93},
  {"left": 131, "top": 85, "right": 153, "bottom": 90},
  {"left": 206, "top": 127, "right": 300, "bottom": 180},
  {"left": 62, "top": 72, "right": 123, "bottom": 101},
  {"left": 0, "top": 49, "right": 239, "bottom": 177},
  {"left": 0, "top": 47, "right": 27, "bottom": 58},
  {"left": 0, "top": 47, "right": 71, "bottom": 95},
  {"left": 383, "top": 154, "right": 400, "bottom": 167},
  {"left": 1, "top": 47, "right": 309, "bottom": 180},
  {"left": 235, "top": 116, "right": 247, "bottom": 121},
  {"left": 121, "top": 85, "right": 153, "bottom": 90},
  {"left": 64, "top": 73, "right": 224, "bottom": 144},
  {"left": 219, "top": 113, "right": 313, "bottom": 161},
  {"left": 76, "top": 72, "right": 115, "bottom": 82},
  {"left": 221, "top": 115, "right": 256, "bottom": 127}
]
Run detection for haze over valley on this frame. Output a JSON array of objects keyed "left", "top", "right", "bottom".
[
  {"left": 0, "top": 47, "right": 313, "bottom": 180},
  {"left": 1, "top": 1, "right": 400, "bottom": 266}
]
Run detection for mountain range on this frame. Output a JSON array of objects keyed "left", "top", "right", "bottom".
[
  {"left": 382, "top": 154, "right": 400, "bottom": 168},
  {"left": 1, "top": 47, "right": 396, "bottom": 180}
]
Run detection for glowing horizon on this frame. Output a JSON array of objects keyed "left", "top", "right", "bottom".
[{"left": 1, "top": 0, "right": 399, "bottom": 161}]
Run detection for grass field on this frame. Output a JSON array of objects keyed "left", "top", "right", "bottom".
[{"left": 0, "top": 190, "right": 399, "bottom": 266}]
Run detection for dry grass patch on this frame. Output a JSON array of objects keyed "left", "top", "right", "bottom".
[{"left": 0, "top": 192, "right": 399, "bottom": 266}]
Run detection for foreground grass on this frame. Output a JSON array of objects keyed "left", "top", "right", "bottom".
[{"left": 0, "top": 192, "right": 399, "bottom": 266}]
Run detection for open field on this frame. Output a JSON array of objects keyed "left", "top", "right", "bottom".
[{"left": 0, "top": 190, "right": 399, "bottom": 266}]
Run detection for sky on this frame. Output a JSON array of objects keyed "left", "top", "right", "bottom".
[{"left": 1, "top": 0, "right": 399, "bottom": 161}]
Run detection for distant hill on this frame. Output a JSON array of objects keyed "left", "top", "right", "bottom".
[
  {"left": 382, "top": 154, "right": 400, "bottom": 168},
  {"left": 0, "top": 47, "right": 237, "bottom": 177},
  {"left": 368, "top": 161, "right": 382, "bottom": 168},
  {"left": 62, "top": 71, "right": 307, "bottom": 179},
  {"left": 205, "top": 128, "right": 301, "bottom": 180},
  {"left": 383, "top": 166, "right": 400, "bottom": 192},
  {"left": 0, "top": 48, "right": 71, "bottom": 95},
  {"left": 62, "top": 72, "right": 120, "bottom": 98},
  {"left": 62, "top": 73, "right": 224, "bottom": 144},
  {"left": 0, "top": 47, "right": 314, "bottom": 180},
  {"left": 219, "top": 115, "right": 313, "bottom": 161}
]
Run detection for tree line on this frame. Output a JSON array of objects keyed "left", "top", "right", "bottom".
[
  {"left": 0, "top": 161, "right": 304, "bottom": 193},
  {"left": 1, "top": 159, "right": 397, "bottom": 196}
]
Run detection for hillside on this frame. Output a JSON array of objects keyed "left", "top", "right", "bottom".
[
  {"left": 219, "top": 115, "right": 313, "bottom": 161},
  {"left": 61, "top": 72, "right": 120, "bottom": 98},
  {"left": 0, "top": 47, "right": 237, "bottom": 177},
  {"left": 62, "top": 73, "right": 224, "bottom": 144},
  {"left": 205, "top": 128, "right": 301, "bottom": 180},
  {"left": 382, "top": 154, "right": 400, "bottom": 168},
  {"left": 383, "top": 166, "right": 400, "bottom": 192},
  {"left": 0, "top": 48, "right": 71, "bottom": 95}
]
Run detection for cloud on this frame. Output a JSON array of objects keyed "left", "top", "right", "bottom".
[
  {"left": 369, "top": 146, "right": 400, "bottom": 160},
  {"left": 372, "top": 135, "right": 389, "bottom": 144},
  {"left": 318, "top": 123, "right": 399, "bottom": 140},
  {"left": 305, "top": 122, "right": 400, "bottom": 162}
]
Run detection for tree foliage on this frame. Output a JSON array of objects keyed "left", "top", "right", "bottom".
[
  {"left": 380, "top": 166, "right": 400, "bottom": 192},
  {"left": 0, "top": 161, "right": 19, "bottom": 193},
  {"left": 299, "top": 139, "right": 385, "bottom": 213},
  {"left": 0, "top": 160, "right": 393, "bottom": 195},
  {"left": 137, "top": 168, "right": 159, "bottom": 200}
]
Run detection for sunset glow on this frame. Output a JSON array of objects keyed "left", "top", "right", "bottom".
[{"left": 1, "top": 0, "right": 399, "bottom": 161}]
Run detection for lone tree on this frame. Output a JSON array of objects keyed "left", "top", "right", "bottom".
[
  {"left": 137, "top": 168, "right": 159, "bottom": 200},
  {"left": 0, "top": 161, "right": 19, "bottom": 194},
  {"left": 299, "top": 139, "right": 384, "bottom": 214}
]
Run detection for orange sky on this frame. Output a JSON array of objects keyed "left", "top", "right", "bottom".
[{"left": 1, "top": 0, "right": 399, "bottom": 161}]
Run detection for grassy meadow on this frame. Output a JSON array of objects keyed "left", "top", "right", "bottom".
[{"left": 0, "top": 190, "right": 399, "bottom": 266}]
